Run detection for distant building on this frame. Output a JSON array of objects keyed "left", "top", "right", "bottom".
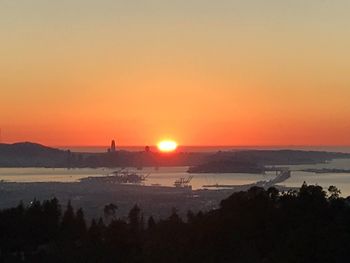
[{"left": 110, "top": 140, "right": 116, "bottom": 152}]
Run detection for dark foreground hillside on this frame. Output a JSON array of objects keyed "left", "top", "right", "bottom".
[{"left": 1, "top": 183, "right": 350, "bottom": 262}]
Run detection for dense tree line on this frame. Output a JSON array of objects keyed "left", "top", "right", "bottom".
[{"left": 1, "top": 183, "right": 350, "bottom": 262}]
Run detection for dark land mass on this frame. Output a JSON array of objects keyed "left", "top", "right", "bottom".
[
  {"left": 210, "top": 149, "right": 350, "bottom": 165},
  {"left": 302, "top": 168, "right": 350, "bottom": 174},
  {"left": 0, "top": 142, "right": 349, "bottom": 169},
  {"left": 0, "top": 142, "right": 69, "bottom": 167},
  {"left": 0, "top": 183, "right": 350, "bottom": 262},
  {"left": 0, "top": 181, "right": 231, "bottom": 220}
]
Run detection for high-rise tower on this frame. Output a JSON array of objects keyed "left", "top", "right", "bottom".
[{"left": 111, "top": 140, "right": 116, "bottom": 152}]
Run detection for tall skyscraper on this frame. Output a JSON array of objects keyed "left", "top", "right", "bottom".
[{"left": 111, "top": 140, "right": 116, "bottom": 152}]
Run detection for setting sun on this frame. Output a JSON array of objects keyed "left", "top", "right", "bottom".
[{"left": 157, "top": 140, "right": 178, "bottom": 152}]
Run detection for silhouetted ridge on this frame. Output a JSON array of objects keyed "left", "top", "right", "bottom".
[
  {"left": 0, "top": 184, "right": 350, "bottom": 262},
  {"left": 0, "top": 142, "right": 60, "bottom": 153},
  {"left": 219, "top": 149, "right": 349, "bottom": 165},
  {"left": 0, "top": 142, "right": 69, "bottom": 167}
]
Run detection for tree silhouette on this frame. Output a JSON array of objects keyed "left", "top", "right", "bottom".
[
  {"left": 0, "top": 184, "right": 350, "bottom": 262},
  {"left": 328, "top": 185, "right": 341, "bottom": 200},
  {"left": 104, "top": 203, "right": 118, "bottom": 222}
]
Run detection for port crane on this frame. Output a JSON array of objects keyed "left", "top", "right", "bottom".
[{"left": 174, "top": 175, "right": 193, "bottom": 189}]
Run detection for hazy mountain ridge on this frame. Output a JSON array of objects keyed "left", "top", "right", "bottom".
[{"left": 0, "top": 142, "right": 70, "bottom": 167}]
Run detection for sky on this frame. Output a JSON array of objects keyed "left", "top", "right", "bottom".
[{"left": 1, "top": 0, "right": 350, "bottom": 146}]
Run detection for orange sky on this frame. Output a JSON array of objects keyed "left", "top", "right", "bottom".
[{"left": 1, "top": 1, "right": 350, "bottom": 146}]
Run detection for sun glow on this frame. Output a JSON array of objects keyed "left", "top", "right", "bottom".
[{"left": 157, "top": 140, "right": 178, "bottom": 152}]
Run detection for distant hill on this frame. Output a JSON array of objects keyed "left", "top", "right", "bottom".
[
  {"left": 0, "top": 142, "right": 70, "bottom": 167},
  {"left": 187, "top": 150, "right": 350, "bottom": 173},
  {"left": 212, "top": 150, "right": 350, "bottom": 165}
]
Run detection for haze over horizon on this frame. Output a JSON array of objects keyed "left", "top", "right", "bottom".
[{"left": 1, "top": 0, "right": 350, "bottom": 146}]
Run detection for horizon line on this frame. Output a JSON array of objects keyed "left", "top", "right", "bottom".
[
  {"left": 1, "top": 141, "right": 350, "bottom": 148},
  {"left": 56, "top": 144, "right": 350, "bottom": 148}
]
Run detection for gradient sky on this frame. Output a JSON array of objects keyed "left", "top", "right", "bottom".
[{"left": 1, "top": 0, "right": 350, "bottom": 146}]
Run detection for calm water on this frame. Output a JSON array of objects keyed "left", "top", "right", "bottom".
[
  {"left": 276, "top": 159, "right": 350, "bottom": 196},
  {"left": 0, "top": 167, "right": 275, "bottom": 190},
  {"left": 1, "top": 159, "right": 350, "bottom": 195}
]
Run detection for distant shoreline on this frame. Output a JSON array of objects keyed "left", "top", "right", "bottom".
[
  {"left": 57, "top": 145, "right": 350, "bottom": 153},
  {"left": 1, "top": 142, "right": 350, "bottom": 168}
]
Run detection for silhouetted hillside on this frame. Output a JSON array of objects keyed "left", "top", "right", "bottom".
[
  {"left": 1, "top": 183, "right": 350, "bottom": 262},
  {"left": 188, "top": 150, "right": 350, "bottom": 173},
  {"left": 0, "top": 142, "right": 70, "bottom": 167},
  {"left": 217, "top": 149, "right": 350, "bottom": 165}
]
